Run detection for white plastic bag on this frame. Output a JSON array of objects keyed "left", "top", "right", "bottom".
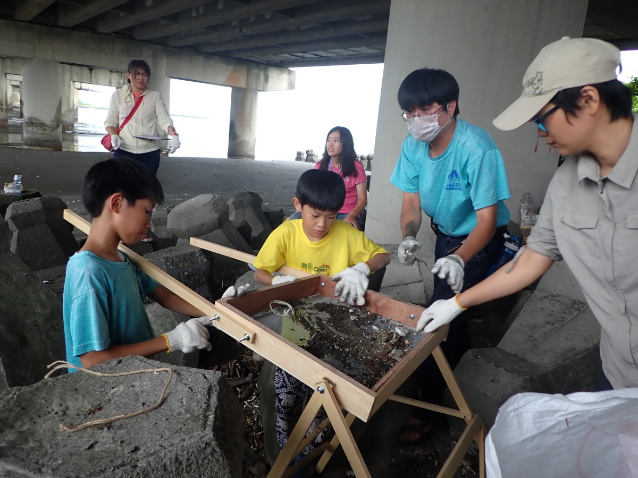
[{"left": 486, "top": 389, "right": 638, "bottom": 478}]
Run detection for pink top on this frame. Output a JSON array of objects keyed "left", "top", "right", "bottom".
[{"left": 315, "top": 159, "right": 367, "bottom": 215}]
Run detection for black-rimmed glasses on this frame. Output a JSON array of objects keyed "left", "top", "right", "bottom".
[{"left": 532, "top": 105, "right": 560, "bottom": 132}]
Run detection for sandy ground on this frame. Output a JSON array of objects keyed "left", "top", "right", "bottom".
[{"left": 0, "top": 146, "right": 314, "bottom": 217}]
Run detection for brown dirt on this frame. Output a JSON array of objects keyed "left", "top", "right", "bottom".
[{"left": 287, "top": 298, "right": 417, "bottom": 388}]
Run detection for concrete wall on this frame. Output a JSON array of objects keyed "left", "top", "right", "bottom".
[
  {"left": 366, "top": 0, "right": 588, "bottom": 295},
  {"left": 0, "top": 20, "right": 295, "bottom": 93}
]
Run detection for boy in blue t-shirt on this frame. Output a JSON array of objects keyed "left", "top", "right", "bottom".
[{"left": 63, "top": 158, "right": 211, "bottom": 371}]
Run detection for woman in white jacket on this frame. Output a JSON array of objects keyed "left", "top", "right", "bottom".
[{"left": 104, "top": 59, "right": 180, "bottom": 175}]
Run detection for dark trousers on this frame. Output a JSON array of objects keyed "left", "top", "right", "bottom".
[
  {"left": 414, "top": 226, "right": 506, "bottom": 420},
  {"left": 114, "top": 148, "right": 161, "bottom": 175}
]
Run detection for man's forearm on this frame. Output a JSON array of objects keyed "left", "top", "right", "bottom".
[
  {"left": 457, "top": 248, "right": 553, "bottom": 308},
  {"left": 401, "top": 206, "right": 421, "bottom": 238},
  {"left": 455, "top": 220, "right": 496, "bottom": 263}
]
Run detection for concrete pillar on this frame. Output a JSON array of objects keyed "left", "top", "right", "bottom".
[
  {"left": 0, "top": 61, "right": 6, "bottom": 127},
  {"left": 151, "top": 55, "right": 171, "bottom": 115},
  {"left": 228, "top": 86, "right": 258, "bottom": 160},
  {"left": 22, "top": 59, "right": 62, "bottom": 150},
  {"left": 365, "top": 0, "right": 588, "bottom": 245},
  {"left": 61, "top": 65, "right": 78, "bottom": 132}
]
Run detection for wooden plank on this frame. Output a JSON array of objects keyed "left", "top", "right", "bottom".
[
  {"left": 433, "top": 346, "right": 473, "bottom": 417},
  {"left": 387, "top": 395, "right": 471, "bottom": 420},
  {"left": 217, "top": 299, "right": 376, "bottom": 421},
  {"left": 269, "top": 390, "right": 324, "bottom": 478},
  {"left": 294, "top": 417, "right": 331, "bottom": 456},
  {"left": 321, "top": 381, "right": 371, "bottom": 478},
  {"left": 283, "top": 442, "right": 331, "bottom": 478},
  {"left": 316, "top": 276, "right": 425, "bottom": 327},
  {"left": 436, "top": 415, "right": 482, "bottom": 478},
  {"left": 369, "top": 339, "right": 446, "bottom": 417},
  {"left": 190, "top": 236, "right": 309, "bottom": 278},
  {"left": 223, "top": 275, "right": 320, "bottom": 317},
  {"left": 316, "top": 413, "right": 356, "bottom": 473}
]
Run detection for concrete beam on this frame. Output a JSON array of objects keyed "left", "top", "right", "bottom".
[
  {"left": 58, "top": 0, "right": 130, "bottom": 27},
  {"left": 200, "top": 16, "right": 388, "bottom": 53},
  {"left": 165, "top": 0, "right": 391, "bottom": 47},
  {"left": 610, "top": 37, "right": 638, "bottom": 50},
  {"left": 134, "top": 0, "right": 322, "bottom": 41},
  {"left": 0, "top": 19, "right": 294, "bottom": 91},
  {"left": 97, "top": 0, "right": 217, "bottom": 33},
  {"left": 14, "top": 0, "right": 56, "bottom": 21},
  {"left": 228, "top": 32, "right": 387, "bottom": 58},
  {"left": 274, "top": 53, "right": 384, "bottom": 67}
]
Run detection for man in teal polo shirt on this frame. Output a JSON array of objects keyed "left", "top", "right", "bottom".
[{"left": 391, "top": 67, "right": 511, "bottom": 444}]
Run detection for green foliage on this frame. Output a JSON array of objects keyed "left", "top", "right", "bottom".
[{"left": 628, "top": 77, "right": 638, "bottom": 113}]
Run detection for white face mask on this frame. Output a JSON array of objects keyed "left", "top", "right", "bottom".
[{"left": 407, "top": 108, "right": 450, "bottom": 142}]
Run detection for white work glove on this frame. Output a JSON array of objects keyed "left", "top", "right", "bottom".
[
  {"left": 163, "top": 316, "right": 212, "bottom": 353},
  {"left": 431, "top": 254, "right": 465, "bottom": 293},
  {"left": 417, "top": 297, "right": 466, "bottom": 333},
  {"left": 111, "top": 134, "right": 122, "bottom": 150},
  {"left": 398, "top": 236, "right": 421, "bottom": 266},
  {"left": 331, "top": 262, "right": 370, "bottom": 306},
  {"left": 272, "top": 274, "right": 296, "bottom": 285},
  {"left": 167, "top": 134, "right": 180, "bottom": 154},
  {"left": 221, "top": 283, "right": 250, "bottom": 299}
]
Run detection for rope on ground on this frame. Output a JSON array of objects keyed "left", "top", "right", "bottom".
[{"left": 44, "top": 360, "right": 173, "bottom": 432}]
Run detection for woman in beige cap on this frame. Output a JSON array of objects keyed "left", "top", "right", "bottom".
[{"left": 417, "top": 37, "right": 637, "bottom": 392}]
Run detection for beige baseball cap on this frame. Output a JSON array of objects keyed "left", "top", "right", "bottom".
[{"left": 493, "top": 36, "right": 621, "bottom": 131}]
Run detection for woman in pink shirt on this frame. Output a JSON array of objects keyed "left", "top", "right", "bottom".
[{"left": 290, "top": 126, "right": 369, "bottom": 229}]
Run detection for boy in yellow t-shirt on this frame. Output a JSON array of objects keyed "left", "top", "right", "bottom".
[
  {"left": 252, "top": 168, "right": 391, "bottom": 463},
  {"left": 253, "top": 169, "right": 390, "bottom": 305}
]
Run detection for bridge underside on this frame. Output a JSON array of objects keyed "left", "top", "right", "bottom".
[{"left": 1, "top": 0, "right": 637, "bottom": 68}]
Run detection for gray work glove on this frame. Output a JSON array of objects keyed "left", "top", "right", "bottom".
[
  {"left": 332, "top": 262, "right": 370, "bottom": 306},
  {"left": 164, "top": 316, "right": 211, "bottom": 353},
  {"left": 398, "top": 236, "right": 421, "bottom": 265},
  {"left": 431, "top": 254, "right": 465, "bottom": 293}
]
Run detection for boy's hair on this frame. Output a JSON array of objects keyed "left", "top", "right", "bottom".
[
  {"left": 317, "top": 126, "right": 358, "bottom": 178},
  {"left": 127, "top": 59, "right": 151, "bottom": 83},
  {"left": 398, "top": 68, "right": 460, "bottom": 118},
  {"left": 551, "top": 79, "right": 633, "bottom": 122},
  {"left": 82, "top": 158, "right": 164, "bottom": 218},
  {"left": 295, "top": 169, "right": 346, "bottom": 212}
]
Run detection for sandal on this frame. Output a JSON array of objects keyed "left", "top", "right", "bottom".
[{"left": 397, "top": 417, "right": 442, "bottom": 446}]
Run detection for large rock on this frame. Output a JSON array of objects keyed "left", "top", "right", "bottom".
[
  {"left": 144, "top": 245, "right": 213, "bottom": 301},
  {"left": 0, "top": 190, "right": 41, "bottom": 216},
  {"left": 227, "top": 192, "right": 273, "bottom": 249},
  {"left": 144, "top": 245, "right": 214, "bottom": 368},
  {"left": 167, "top": 194, "right": 228, "bottom": 238},
  {"left": 445, "top": 291, "right": 601, "bottom": 429},
  {"left": 0, "top": 356, "right": 245, "bottom": 477},
  {"left": 5, "top": 196, "right": 78, "bottom": 271},
  {"left": 263, "top": 208, "right": 285, "bottom": 230},
  {"left": 0, "top": 217, "right": 65, "bottom": 394}
]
